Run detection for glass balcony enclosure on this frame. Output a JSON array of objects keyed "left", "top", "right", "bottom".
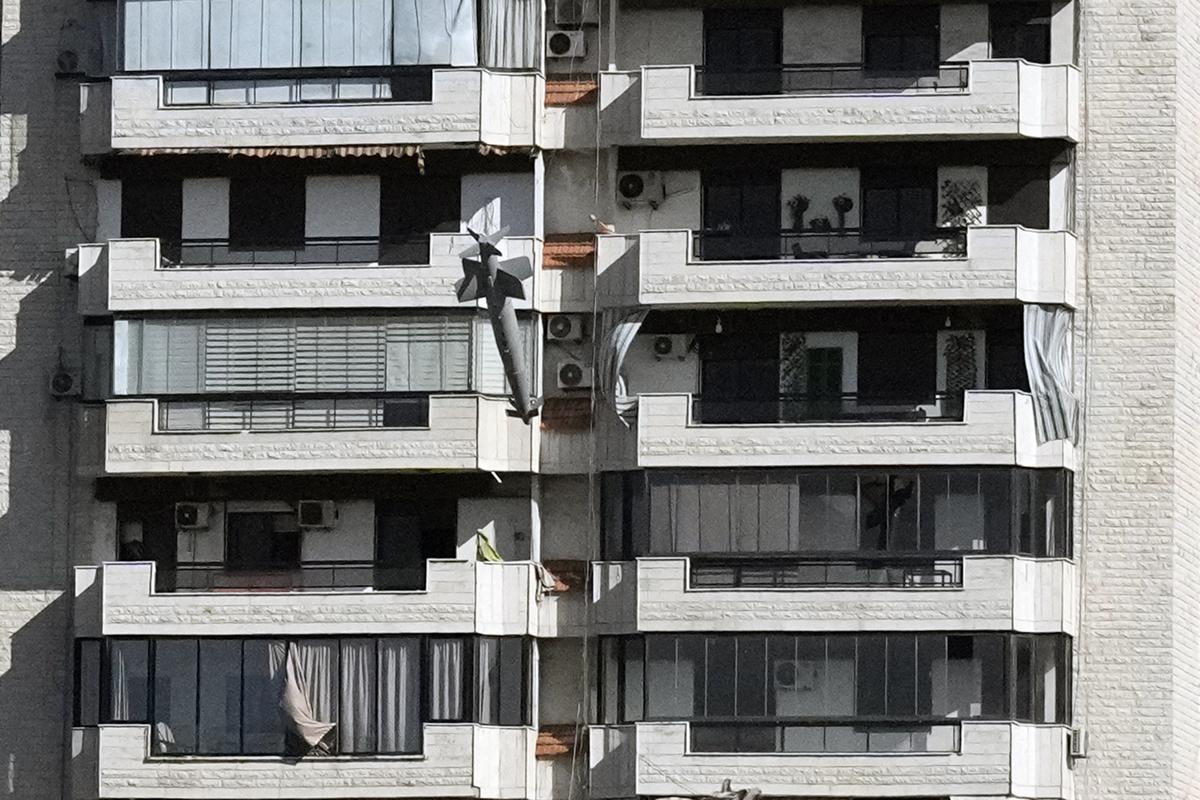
[
  {"left": 603, "top": 467, "right": 1071, "bottom": 583},
  {"left": 597, "top": 632, "right": 1072, "bottom": 753},
  {"left": 76, "top": 635, "right": 529, "bottom": 756}
]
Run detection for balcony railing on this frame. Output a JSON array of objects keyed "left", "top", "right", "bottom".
[
  {"left": 166, "top": 234, "right": 434, "bottom": 268},
  {"left": 692, "top": 227, "right": 967, "bottom": 261},
  {"left": 159, "top": 66, "right": 434, "bottom": 106},
  {"left": 688, "top": 554, "right": 965, "bottom": 589},
  {"left": 157, "top": 393, "right": 431, "bottom": 431},
  {"left": 689, "top": 719, "right": 963, "bottom": 754},
  {"left": 691, "top": 392, "right": 967, "bottom": 425},
  {"left": 694, "top": 63, "right": 970, "bottom": 97},
  {"left": 165, "top": 561, "right": 427, "bottom": 592}
]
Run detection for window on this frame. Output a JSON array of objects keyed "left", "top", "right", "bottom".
[
  {"left": 121, "top": 178, "right": 182, "bottom": 260},
  {"left": 613, "top": 632, "right": 1070, "bottom": 743},
  {"left": 83, "top": 636, "right": 529, "bottom": 756},
  {"left": 990, "top": 3, "right": 1052, "bottom": 64},
  {"left": 75, "top": 640, "right": 102, "bottom": 727},
  {"left": 988, "top": 165, "right": 1051, "bottom": 229},
  {"left": 701, "top": 173, "right": 781, "bottom": 261},
  {"left": 861, "top": 168, "right": 937, "bottom": 239},
  {"left": 863, "top": 5, "right": 940, "bottom": 73},
  {"left": 380, "top": 176, "right": 460, "bottom": 265},
  {"left": 611, "top": 468, "right": 1071, "bottom": 561},
  {"left": 229, "top": 176, "right": 306, "bottom": 250},
  {"left": 225, "top": 512, "right": 301, "bottom": 571},
  {"left": 702, "top": 8, "right": 783, "bottom": 95}
]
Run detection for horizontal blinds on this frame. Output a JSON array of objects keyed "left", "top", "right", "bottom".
[
  {"left": 140, "top": 320, "right": 202, "bottom": 394},
  {"left": 203, "top": 320, "right": 295, "bottom": 392},
  {"left": 295, "top": 319, "right": 386, "bottom": 392},
  {"left": 473, "top": 316, "right": 534, "bottom": 395},
  {"left": 385, "top": 317, "right": 471, "bottom": 392},
  {"left": 125, "top": 0, "right": 477, "bottom": 71}
]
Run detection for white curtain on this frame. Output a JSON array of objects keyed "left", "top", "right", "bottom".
[
  {"left": 109, "top": 641, "right": 147, "bottom": 721},
  {"left": 279, "top": 640, "right": 338, "bottom": 755},
  {"left": 339, "top": 639, "right": 376, "bottom": 753},
  {"left": 429, "top": 638, "right": 465, "bottom": 720},
  {"left": 599, "top": 309, "right": 648, "bottom": 426},
  {"left": 478, "top": 0, "right": 541, "bottom": 69},
  {"left": 377, "top": 638, "right": 422, "bottom": 752},
  {"left": 1022, "top": 305, "right": 1078, "bottom": 444},
  {"left": 393, "top": 0, "right": 478, "bottom": 66}
]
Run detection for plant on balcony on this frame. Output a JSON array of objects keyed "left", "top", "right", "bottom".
[
  {"left": 809, "top": 216, "right": 832, "bottom": 232},
  {"left": 787, "top": 194, "right": 810, "bottom": 231},
  {"left": 831, "top": 194, "right": 854, "bottom": 232},
  {"left": 938, "top": 179, "right": 982, "bottom": 256}
]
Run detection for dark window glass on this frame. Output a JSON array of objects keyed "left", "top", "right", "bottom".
[
  {"left": 153, "top": 639, "right": 199, "bottom": 754},
  {"left": 374, "top": 512, "right": 425, "bottom": 591},
  {"left": 705, "top": 636, "right": 737, "bottom": 717},
  {"left": 855, "top": 635, "right": 887, "bottom": 716},
  {"left": 225, "top": 512, "right": 301, "bottom": 571},
  {"left": 197, "top": 639, "right": 243, "bottom": 754},
  {"left": 861, "top": 169, "right": 936, "bottom": 240},
  {"left": 990, "top": 2, "right": 1052, "bottom": 63},
  {"left": 886, "top": 635, "right": 917, "bottom": 716},
  {"left": 229, "top": 175, "right": 305, "bottom": 249},
  {"left": 121, "top": 178, "right": 183, "bottom": 260},
  {"left": 735, "top": 636, "right": 767, "bottom": 718},
  {"left": 863, "top": 5, "right": 939, "bottom": 72},
  {"left": 702, "top": 8, "right": 782, "bottom": 95},
  {"left": 380, "top": 175, "right": 460, "bottom": 264},
  {"left": 701, "top": 174, "right": 781, "bottom": 260},
  {"left": 699, "top": 331, "right": 780, "bottom": 423},
  {"left": 76, "top": 640, "right": 102, "bottom": 727},
  {"left": 988, "top": 165, "right": 1050, "bottom": 229},
  {"left": 242, "top": 640, "right": 288, "bottom": 754},
  {"left": 477, "top": 637, "right": 527, "bottom": 726},
  {"left": 986, "top": 325, "right": 1030, "bottom": 391}
]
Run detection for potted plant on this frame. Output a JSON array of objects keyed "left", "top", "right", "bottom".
[
  {"left": 787, "top": 194, "right": 810, "bottom": 232},
  {"left": 809, "top": 216, "right": 832, "bottom": 232},
  {"left": 832, "top": 194, "right": 854, "bottom": 232}
]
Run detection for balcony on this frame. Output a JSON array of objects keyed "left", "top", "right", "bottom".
[
  {"left": 73, "top": 560, "right": 538, "bottom": 638},
  {"left": 80, "top": 69, "right": 543, "bottom": 154},
  {"left": 103, "top": 395, "right": 534, "bottom": 474},
  {"left": 71, "top": 723, "right": 534, "bottom": 799},
  {"left": 600, "top": 60, "right": 1079, "bottom": 145},
  {"left": 599, "top": 226, "right": 1076, "bottom": 308},
  {"left": 617, "top": 391, "right": 1073, "bottom": 470},
  {"left": 590, "top": 721, "right": 1071, "bottom": 799},
  {"left": 72, "top": 235, "right": 542, "bottom": 314},
  {"left": 591, "top": 556, "right": 1076, "bottom": 635}
]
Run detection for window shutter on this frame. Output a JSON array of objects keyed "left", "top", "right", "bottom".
[
  {"left": 203, "top": 319, "right": 295, "bottom": 392},
  {"left": 386, "top": 317, "right": 471, "bottom": 392},
  {"left": 295, "top": 318, "right": 386, "bottom": 392},
  {"left": 141, "top": 320, "right": 202, "bottom": 394},
  {"left": 474, "top": 316, "right": 533, "bottom": 395}
]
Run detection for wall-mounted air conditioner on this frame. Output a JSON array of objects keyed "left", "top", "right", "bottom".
[
  {"left": 616, "top": 172, "right": 665, "bottom": 210},
  {"left": 547, "top": 30, "right": 586, "bottom": 59},
  {"left": 175, "top": 502, "right": 210, "bottom": 530},
  {"left": 297, "top": 500, "right": 338, "bottom": 530},
  {"left": 547, "top": 314, "right": 586, "bottom": 343},
  {"left": 557, "top": 360, "right": 592, "bottom": 390}
]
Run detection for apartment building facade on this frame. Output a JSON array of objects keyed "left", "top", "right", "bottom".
[{"left": 0, "top": 0, "right": 1195, "bottom": 798}]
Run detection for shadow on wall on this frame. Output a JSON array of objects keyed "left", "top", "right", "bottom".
[{"left": 0, "top": 0, "right": 98, "bottom": 797}]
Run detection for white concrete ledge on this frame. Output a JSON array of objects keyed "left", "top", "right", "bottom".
[
  {"left": 73, "top": 560, "right": 538, "bottom": 638},
  {"left": 628, "top": 390, "right": 1074, "bottom": 470},
  {"left": 590, "top": 556, "right": 1077, "bottom": 635},
  {"left": 82, "top": 70, "right": 543, "bottom": 153},
  {"left": 72, "top": 236, "right": 542, "bottom": 314},
  {"left": 72, "top": 723, "right": 535, "bottom": 799},
  {"left": 600, "top": 60, "right": 1079, "bottom": 145},
  {"left": 103, "top": 396, "right": 535, "bottom": 474},
  {"left": 596, "top": 226, "right": 1076, "bottom": 309},
  {"left": 606, "top": 721, "right": 1072, "bottom": 799}
]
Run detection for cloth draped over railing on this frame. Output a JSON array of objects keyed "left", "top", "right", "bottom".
[
  {"left": 598, "top": 308, "right": 647, "bottom": 426},
  {"left": 1023, "top": 304, "right": 1078, "bottom": 444}
]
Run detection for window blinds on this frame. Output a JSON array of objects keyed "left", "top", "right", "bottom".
[
  {"left": 123, "top": 0, "right": 479, "bottom": 71},
  {"left": 118, "top": 314, "right": 515, "bottom": 396}
]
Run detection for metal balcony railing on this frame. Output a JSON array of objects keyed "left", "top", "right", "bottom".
[
  {"left": 158, "top": 66, "right": 434, "bottom": 106},
  {"left": 687, "top": 553, "right": 965, "bottom": 589},
  {"left": 688, "top": 718, "right": 963, "bottom": 754},
  {"left": 691, "top": 228, "right": 967, "bottom": 261},
  {"left": 156, "top": 393, "right": 431, "bottom": 431},
  {"left": 690, "top": 392, "right": 967, "bottom": 425},
  {"left": 694, "top": 63, "right": 970, "bottom": 97},
  {"left": 163, "top": 234, "right": 434, "bottom": 268}
]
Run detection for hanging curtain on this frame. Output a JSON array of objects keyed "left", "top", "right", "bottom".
[
  {"left": 478, "top": 0, "right": 541, "bottom": 69},
  {"left": 475, "top": 637, "right": 498, "bottom": 724},
  {"left": 598, "top": 308, "right": 648, "bottom": 426},
  {"left": 377, "top": 638, "right": 422, "bottom": 753},
  {"left": 429, "top": 638, "right": 465, "bottom": 720},
  {"left": 281, "top": 640, "right": 338, "bottom": 755},
  {"left": 1022, "top": 305, "right": 1078, "bottom": 444},
  {"left": 339, "top": 639, "right": 377, "bottom": 754},
  {"left": 393, "top": 0, "right": 479, "bottom": 66},
  {"left": 109, "top": 640, "right": 148, "bottom": 722}
]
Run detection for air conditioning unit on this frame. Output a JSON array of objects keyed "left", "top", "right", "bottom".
[
  {"left": 49, "top": 368, "right": 80, "bottom": 398},
  {"left": 547, "top": 313, "right": 586, "bottom": 343},
  {"left": 546, "top": 30, "right": 586, "bottom": 59},
  {"left": 556, "top": 360, "right": 592, "bottom": 390},
  {"left": 175, "top": 502, "right": 210, "bottom": 530},
  {"left": 554, "top": 0, "right": 599, "bottom": 25},
  {"left": 1068, "top": 727, "right": 1089, "bottom": 759},
  {"left": 616, "top": 171, "right": 665, "bottom": 210},
  {"left": 652, "top": 335, "right": 690, "bottom": 360},
  {"left": 297, "top": 500, "right": 338, "bottom": 530}
]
